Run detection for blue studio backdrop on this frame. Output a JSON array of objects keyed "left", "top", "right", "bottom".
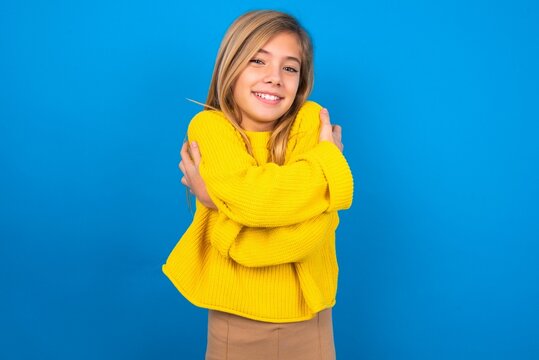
[{"left": 1, "top": 0, "right": 538, "bottom": 359}]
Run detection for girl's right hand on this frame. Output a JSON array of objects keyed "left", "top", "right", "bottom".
[
  {"left": 319, "top": 108, "right": 343, "bottom": 152},
  {"left": 179, "top": 141, "right": 217, "bottom": 210}
]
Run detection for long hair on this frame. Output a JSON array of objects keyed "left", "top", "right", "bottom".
[{"left": 205, "top": 10, "right": 314, "bottom": 165}]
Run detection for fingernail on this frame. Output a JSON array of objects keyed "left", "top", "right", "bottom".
[
  {"left": 322, "top": 108, "right": 329, "bottom": 114},
  {"left": 191, "top": 141, "right": 197, "bottom": 148}
]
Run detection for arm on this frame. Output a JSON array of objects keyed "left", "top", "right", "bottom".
[
  {"left": 186, "top": 106, "right": 353, "bottom": 228},
  {"left": 180, "top": 102, "right": 353, "bottom": 265},
  {"left": 182, "top": 142, "right": 342, "bottom": 265},
  {"left": 180, "top": 104, "right": 344, "bottom": 211},
  {"left": 228, "top": 211, "right": 339, "bottom": 267}
]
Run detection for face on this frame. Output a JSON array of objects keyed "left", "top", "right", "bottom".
[{"left": 232, "top": 32, "right": 302, "bottom": 132}]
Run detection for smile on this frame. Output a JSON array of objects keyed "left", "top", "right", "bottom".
[{"left": 253, "top": 92, "right": 282, "bottom": 101}]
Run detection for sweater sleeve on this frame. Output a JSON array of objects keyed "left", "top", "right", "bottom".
[
  {"left": 229, "top": 212, "right": 340, "bottom": 267},
  {"left": 208, "top": 206, "right": 340, "bottom": 266},
  {"left": 187, "top": 110, "right": 353, "bottom": 228}
]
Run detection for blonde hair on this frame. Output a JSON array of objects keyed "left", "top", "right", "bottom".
[{"left": 205, "top": 10, "right": 314, "bottom": 165}]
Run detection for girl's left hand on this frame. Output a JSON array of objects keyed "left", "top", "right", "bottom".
[
  {"left": 318, "top": 108, "right": 343, "bottom": 152},
  {"left": 179, "top": 141, "right": 217, "bottom": 209}
]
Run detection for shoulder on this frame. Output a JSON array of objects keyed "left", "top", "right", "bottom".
[
  {"left": 299, "top": 100, "right": 323, "bottom": 118},
  {"left": 291, "top": 100, "right": 323, "bottom": 134},
  {"left": 188, "top": 109, "right": 244, "bottom": 142},
  {"left": 295, "top": 100, "right": 323, "bottom": 130},
  {"left": 188, "top": 109, "right": 233, "bottom": 133},
  {"left": 284, "top": 101, "right": 324, "bottom": 160}
]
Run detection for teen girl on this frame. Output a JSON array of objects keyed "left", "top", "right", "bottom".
[{"left": 162, "top": 10, "right": 354, "bottom": 359}]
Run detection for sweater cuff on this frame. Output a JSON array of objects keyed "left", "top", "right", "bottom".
[{"left": 306, "top": 141, "right": 354, "bottom": 212}]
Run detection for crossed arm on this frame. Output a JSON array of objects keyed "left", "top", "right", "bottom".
[
  {"left": 177, "top": 105, "right": 351, "bottom": 267},
  {"left": 180, "top": 107, "right": 343, "bottom": 212}
]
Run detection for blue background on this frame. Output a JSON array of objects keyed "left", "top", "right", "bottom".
[{"left": 1, "top": 0, "right": 538, "bottom": 359}]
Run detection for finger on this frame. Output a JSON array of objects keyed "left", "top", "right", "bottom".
[
  {"left": 180, "top": 142, "right": 188, "bottom": 158},
  {"left": 181, "top": 176, "right": 190, "bottom": 187},
  {"left": 179, "top": 160, "right": 186, "bottom": 174},
  {"left": 180, "top": 141, "right": 194, "bottom": 168},
  {"left": 332, "top": 125, "right": 342, "bottom": 142},
  {"left": 189, "top": 141, "right": 202, "bottom": 167},
  {"left": 319, "top": 108, "right": 336, "bottom": 144},
  {"left": 320, "top": 108, "right": 331, "bottom": 125}
]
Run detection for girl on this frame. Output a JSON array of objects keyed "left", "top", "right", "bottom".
[{"left": 162, "top": 10, "right": 354, "bottom": 359}]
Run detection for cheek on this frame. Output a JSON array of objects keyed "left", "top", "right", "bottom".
[
  {"left": 235, "top": 68, "right": 258, "bottom": 88},
  {"left": 232, "top": 76, "right": 250, "bottom": 100},
  {"left": 288, "top": 77, "right": 301, "bottom": 97},
  {"left": 232, "top": 77, "right": 243, "bottom": 95}
]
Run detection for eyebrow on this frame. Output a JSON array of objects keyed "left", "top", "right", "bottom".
[{"left": 257, "top": 48, "right": 301, "bottom": 65}]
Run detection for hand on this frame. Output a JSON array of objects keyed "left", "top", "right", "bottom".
[
  {"left": 179, "top": 141, "right": 217, "bottom": 209},
  {"left": 318, "top": 108, "right": 343, "bottom": 152}
]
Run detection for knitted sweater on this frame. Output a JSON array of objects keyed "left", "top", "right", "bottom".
[{"left": 162, "top": 101, "right": 354, "bottom": 323}]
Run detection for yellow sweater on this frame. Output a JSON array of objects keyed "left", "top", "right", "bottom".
[{"left": 162, "top": 101, "right": 354, "bottom": 323}]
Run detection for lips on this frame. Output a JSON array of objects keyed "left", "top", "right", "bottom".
[
  {"left": 252, "top": 92, "right": 283, "bottom": 105},
  {"left": 253, "top": 92, "right": 282, "bottom": 100}
]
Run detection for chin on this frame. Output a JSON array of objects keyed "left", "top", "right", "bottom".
[{"left": 260, "top": 112, "right": 287, "bottom": 122}]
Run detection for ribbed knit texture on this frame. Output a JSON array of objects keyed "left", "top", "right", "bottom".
[{"left": 162, "top": 101, "right": 354, "bottom": 322}]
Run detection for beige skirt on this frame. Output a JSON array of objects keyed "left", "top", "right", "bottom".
[{"left": 205, "top": 308, "right": 336, "bottom": 360}]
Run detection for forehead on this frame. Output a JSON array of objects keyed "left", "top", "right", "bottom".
[{"left": 258, "top": 32, "right": 301, "bottom": 59}]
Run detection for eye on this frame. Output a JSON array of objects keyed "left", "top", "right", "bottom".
[
  {"left": 284, "top": 66, "right": 299, "bottom": 73},
  {"left": 250, "top": 58, "right": 265, "bottom": 65}
]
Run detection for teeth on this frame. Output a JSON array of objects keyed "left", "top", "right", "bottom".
[{"left": 255, "top": 92, "right": 280, "bottom": 101}]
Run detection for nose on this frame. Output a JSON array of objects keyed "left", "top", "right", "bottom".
[{"left": 263, "top": 65, "right": 282, "bottom": 86}]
